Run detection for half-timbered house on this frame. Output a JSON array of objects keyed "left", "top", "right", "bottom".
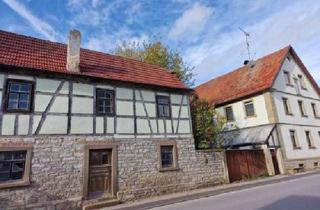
[{"left": 0, "top": 30, "right": 227, "bottom": 209}]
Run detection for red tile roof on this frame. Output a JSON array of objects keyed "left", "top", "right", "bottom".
[
  {"left": 0, "top": 30, "right": 189, "bottom": 90},
  {"left": 195, "top": 46, "right": 320, "bottom": 106}
]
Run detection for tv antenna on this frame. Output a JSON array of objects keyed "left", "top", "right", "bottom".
[{"left": 239, "top": 27, "right": 251, "bottom": 60}]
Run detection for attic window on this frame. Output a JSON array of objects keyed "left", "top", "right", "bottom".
[
  {"left": 298, "top": 75, "right": 307, "bottom": 90},
  {"left": 286, "top": 56, "right": 291, "bottom": 61},
  {"left": 283, "top": 71, "right": 291, "bottom": 85},
  {"left": 225, "top": 106, "right": 234, "bottom": 121}
]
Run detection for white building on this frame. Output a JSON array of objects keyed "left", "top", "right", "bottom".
[{"left": 196, "top": 46, "right": 320, "bottom": 175}]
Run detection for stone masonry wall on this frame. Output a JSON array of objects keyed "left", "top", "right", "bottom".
[
  {"left": 0, "top": 136, "right": 227, "bottom": 209},
  {"left": 283, "top": 157, "right": 320, "bottom": 174}
]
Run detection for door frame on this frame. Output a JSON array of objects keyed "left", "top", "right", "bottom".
[{"left": 83, "top": 142, "right": 119, "bottom": 200}]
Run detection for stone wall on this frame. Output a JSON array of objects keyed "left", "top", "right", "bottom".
[
  {"left": 283, "top": 157, "right": 320, "bottom": 174},
  {"left": 0, "top": 136, "right": 227, "bottom": 209}
]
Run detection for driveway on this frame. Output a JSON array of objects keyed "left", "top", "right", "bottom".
[{"left": 152, "top": 173, "right": 320, "bottom": 210}]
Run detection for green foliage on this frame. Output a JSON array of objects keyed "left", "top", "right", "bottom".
[
  {"left": 190, "top": 94, "right": 227, "bottom": 149},
  {"left": 113, "top": 40, "right": 195, "bottom": 87}
]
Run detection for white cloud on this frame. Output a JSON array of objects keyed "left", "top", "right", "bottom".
[
  {"left": 2, "top": 0, "right": 61, "bottom": 41},
  {"left": 188, "top": 0, "right": 320, "bottom": 86},
  {"left": 168, "top": 2, "right": 214, "bottom": 41}
]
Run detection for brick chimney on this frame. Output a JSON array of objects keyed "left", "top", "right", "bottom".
[{"left": 67, "top": 29, "right": 81, "bottom": 72}]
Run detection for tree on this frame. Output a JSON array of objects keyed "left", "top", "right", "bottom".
[
  {"left": 113, "top": 40, "right": 195, "bottom": 87},
  {"left": 190, "top": 94, "right": 229, "bottom": 150}
]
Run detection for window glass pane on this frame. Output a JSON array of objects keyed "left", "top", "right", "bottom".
[
  {"left": 9, "top": 84, "right": 20, "bottom": 92},
  {"left": 12, "top": 162, "right": 24, "bottom": 172},
  {"left": 226, "top": 107, "right": 234, "bottom": 120},
  {"left": 245, "top": 102, "right": 255, "bottom": 116},
  {"left": 0, "top": 162, "right": 11, "bottom": 172},
  {"left": 161, "top": 146, "right": 173, "bottom": 168},
  {"left": 13, "top": 151, "right": 26, "bottom": 160},
  {"left": 18, "top": 101, "right": 29, "bottom": 110},
  {"left": 0, "top": 171, "right": 10, "bottom": 181},
  {"left": 19, "top": 84, "right": 31, "bottom": 93},
  {"left": 11, "top": 172, "right": 23, "bottom": 180},
  {"left": 9, "top": 93, "right": 19, "bottom": 101},
  {"left": 19, "top": 93, "right": 29, "bottom": 101}
]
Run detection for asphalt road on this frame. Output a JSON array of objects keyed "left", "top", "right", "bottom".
[{"left": 151, "top": 173, "right": 320, "bottom": 210}]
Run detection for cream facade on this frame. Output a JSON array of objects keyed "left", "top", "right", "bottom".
[{"left": 217, "top": 52, "right": 320, "bottom": 174}]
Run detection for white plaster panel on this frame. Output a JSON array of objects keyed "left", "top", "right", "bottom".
[
  {"left": 137, "top": 119, "right": 151, "bottom": 133},
  {"left": 73, "top": 83, "right": 94, "bottom": 96},
  {"left": 178, "top": 120, "right": 191, "bottom": 133},
  {"left": 279, "top": 124, "right": 320, "bottom": 159},
  {"left": 18, "top": 115, "right": 29, "bottom": 135},
  {"left": 180, "top": 106, "right": 189, "bottom": 118},
  {"left": 96, "top": 117, "right": 104, "bottom": 134},
  {"left": 49, "top": 96, "right": 69, "bottom": 113},
  {"left": 158, "top": 120, "right": 165, "bottom": 133},
  {"left": 166, "top": 120, "right": 172, "bottom": 133},
  {"left": 2, "top": 114, "right": 15, "bottom": 135},
  {"left": 139, "top": 90, "right": 155, "bottom": 102},
  {"left": 36, "top": 79, "right": 60, "bottom": 93},
  {"left": 32, "top": 115, "right": 41, "bottom": 133},
  {"left": 71, "top": 116, "right": 93, "bottom": 134},
  {"left": 150, "top": 119, "right": 157, "bottom": 133},
  {"left": 8, "top": 74, "right": 33, "bottom": 81},
  {"left": 0, "top": 91, "right": 2, "bottom": 107},
  {"left": 171, "top": 106, "right": 180, "bottom": 118},
  {"left": 116, "top": 101, "right": 133, "bottom": 115},
  {"left": 72, "top": 97, "right": 93, "bottom": 114},
  {"left": 40, "top": 116, "right": 68, "bottom": 134},
  {"left": 34, "top": 94, "right": 51, "bottom": 112},
  {"left": 157, "top": 92, "right": 169, "bottom": 96},
  {"left": 60, "top": 82, "right": 69, "bottom": 94},
  {"left": 116, "top": 87, "right": 133, "bottom": 100},
  {"left": 0, "top": 74, "right": 4, "bottom": 88},
  {"left": 145, "top": 103, "right": 156, "bottom": 117},
  {"left": 96, "top": 84, "right": 114, "bottom": 90},
  {"left": 135, "top": 102, "right": 145, "bottom": 116},
  {"left": 116, "top": 118, "right": 134, "bottom": 134},
  {"left": 173, "top": 120, "right": 178, "bottom": 133},
  {"left": 107, "top": 117, "right": 114, "bottom": 133},
  {"left": 171, "top": 94, "right": 183, "bottom": 104}
]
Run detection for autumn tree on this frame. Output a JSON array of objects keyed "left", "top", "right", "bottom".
[{"left": 113, "top": 40, "right": 195, "bottom": 87}]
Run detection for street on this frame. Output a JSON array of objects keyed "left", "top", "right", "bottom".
[{"left": 151, "top": 173, "right": 320, "bottom": 210}]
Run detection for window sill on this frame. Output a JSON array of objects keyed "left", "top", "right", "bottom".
[
  {"left": 286, "top": 83, "right": 294, "bottom": 87},
  {"left": 245, "top": 115, "right": 257, "bottom": 119},
  {"left": 285, "top": 113, "right": 294, "bottom": 116},
  {"left": 301, "top": 87, "right": 308, "bottom": 91},
  {"left": 293, "top": 147, "right": 302, "bottom": 150},
  {"left": 0, "top": 179, "right": 30, "bottom": 189},
  {"left": 309, "top": 146, "right": 317, "bottom": 149},
  {"left": 159, "top": 167, "right": 179, "bottom": 172}
]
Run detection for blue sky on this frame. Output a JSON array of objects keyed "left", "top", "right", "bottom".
[{"left": 0, "top": 0, "right": 319, "bottom": 86}]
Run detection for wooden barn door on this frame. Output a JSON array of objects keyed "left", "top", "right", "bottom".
[
  {"left": 88, "top": 149, "right": 112, "bottom": 198},
  {"left": 226, "top": 150, "right": 268, "bottom": 183}
]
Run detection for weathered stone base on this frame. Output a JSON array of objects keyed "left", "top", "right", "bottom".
[
  {"left": 0, "top": 136, "right": 227, "bottom": 209},
  {"left": 283, "top": 157, "right": 320, "bottom": 174}
]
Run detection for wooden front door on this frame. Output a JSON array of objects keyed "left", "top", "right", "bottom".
[
  {"left": 270, "top": 149, "right": 280, "bottom": 175},
  {"left": 88, "top": 149, "right": 112, "bottom": 197}
]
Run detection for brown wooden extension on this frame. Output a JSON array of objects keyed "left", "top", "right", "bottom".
[{"left": 226, "top": 149, "right": 268, "bottom": 183}]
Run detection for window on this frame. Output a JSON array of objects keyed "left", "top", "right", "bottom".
[
  {"left": 282, "top": 97, "right": 292, "bottom": 115},
  {"left": 311, "top": 103, "right": 319, "bottom": 118},
  {"left": 156, "top": 95, "right": 171, "bottom": 118},
  {"left": 298, "top": 75, "right": 307, "bottom": 90},
  {"left": 244, "top": 100, "right": 255, "bottom": 117},
  {"left": 225, "top": 106, "right": 234, "bottom": 121},
  {"left": 298, "top": 100, "right": 307, "bottom": 117},
  {"left": 157, "top": 141, "right": 178, "bottom": 171},
  {"left": 284, "top": 71, "right": 291, "bottom": 85},
  {"left": 4, "top": 80, "right": 34, "bottom": 112},
  {"left": 290, "top": 130, "right": 300, "bottom": 149},
  {"left": 96, "top": 88, "right": 114, "bottom": 115},
  {"left": 0, "top": 146, "right": 32, "bottom": 189},
  {"left": 305, "top": 131, "right": 315, "bottom": 149}
]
